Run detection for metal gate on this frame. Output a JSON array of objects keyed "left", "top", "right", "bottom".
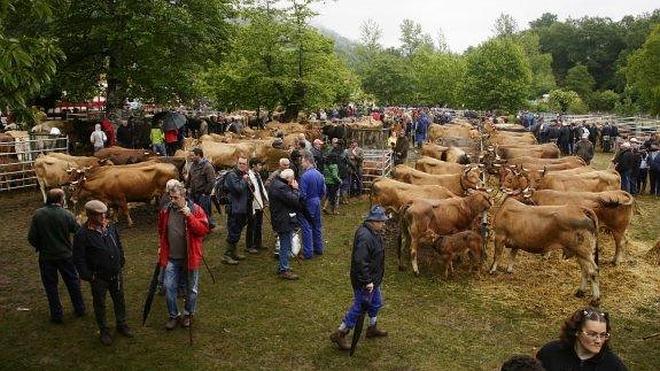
[
  {"left": 361, "top": 149, "right": 393, "bottom": 191},
  {"left": 0, "top": 134, "right": 69, "bottom": 191}
]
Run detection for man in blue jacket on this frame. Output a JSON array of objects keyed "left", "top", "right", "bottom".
[
  {"left": 415, "top": 112, "right": 429, "bottom": 148},
  {"left": 298, "top": 152, "right": 326, "bottom": 259},
  {"left": 223, "top": 156, "right": 251, "bottom": 265},
  {"left": 330, "top": 205, "right": 389, "bottom": 351}
]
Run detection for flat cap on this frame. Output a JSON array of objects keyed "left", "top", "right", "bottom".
[{"left": 85, "top": 199, "right": 108, "bottom": 214}]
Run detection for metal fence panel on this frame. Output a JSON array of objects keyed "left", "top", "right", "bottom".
[{"left": 0, "top": 135, "right": 69, "bottom": 192}]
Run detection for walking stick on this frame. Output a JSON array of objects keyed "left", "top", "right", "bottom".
[
  {"left": 202, "top": 255, "right": 216, "bottom": 284},
  {"left": 189, "top": 314, "right": 194, "bottom": 346}
]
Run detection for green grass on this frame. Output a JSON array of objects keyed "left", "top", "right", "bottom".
[{"left": 0, "top": 152, "right": 658, "bottom": 370}]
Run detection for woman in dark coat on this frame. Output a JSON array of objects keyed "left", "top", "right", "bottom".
[{"left": 536, "top": 307, "right": 627, "bottom": 371}]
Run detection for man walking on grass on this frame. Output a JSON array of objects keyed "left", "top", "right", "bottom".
[{"left": 331, "top": 205, "right": 389, "bottom": 351}]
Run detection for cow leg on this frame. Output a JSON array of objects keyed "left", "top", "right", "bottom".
[
  {"left": 118, "top": 198, "right": 133, "bottom": 227},
  {"left": 506, "top": 248, "right": 519, "bottom": 273},
  {"left": 575, "top": 258, "right": 589, "bottom": 298},
  {"left": 611, "top": 230, "right": 625, "bottom": 266},
  {"left": 38, "top": 178, "right": 47, "bottom": 204},
  {"left": 489, "top": 237, "right": 504, "bottom": 274},
  {"left": 411, "top": 240, "right": 420, "bottom": 276}
]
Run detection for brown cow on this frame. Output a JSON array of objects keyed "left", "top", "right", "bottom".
[
  {"left": 432, "top": 230, "right": 484, "bottom": 278},
  {"left": 370, "top": 177, "right": 457, "bottom": 213},
  {"left": 535, "top": 169, "right": 620, "bottom": 192},
  {"left": 415, "top": 156, "right": 465, "bottom": 175},
  {"left": 393, "top": 164, "right": 483, "bottom": 195},
  {"left": 490, "top": 195, "right": 600, "bottom": 305},
  {"left": 499, "top": 166, "right": 596, "bottom": 190},
  {"left": 420, "top": 143, "right": 449, "bottom": 159},
  {"left": 398, "top": 191, "right": 492, "bottom": 274},
  {"left": 68, "top": 162, "right": 179, "bottom": 226},
  {"left": 428, "top": 124, "right": 479, "bottom": 142},
  {"left": 529, "top": 189, "right": 634, "bottom": 265},
  {"left": 94, "top": 146, "right": 158, "bottom": 165},
  {"left": 489, "top": 132, "right": 537, "bottom": 146}
]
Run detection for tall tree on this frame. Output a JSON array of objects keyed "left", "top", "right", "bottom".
[
  {"left": 529, "top": 13, "right": 558, "bottom": 30},
  {"left": 624, "top": 24, "right": 660, "bottom": 115},
  {"left": 492, "top": 13, "right": 518, "bottom": 38},
  {"left": 461, "top": 38, "right": 532, "bottom": 112},
  {"left": 399, "top": 19, "right": 433, "bottom": 57},
  {"left": 564, "top": 63, "right": 595, "bottom": 101},
  {"left": 517, "top": 31, "right": 556, "bottom": 98},
  {"left": 1, "top": 0, "right": 64, "bottom": 122},
  {"left": 53, "top": 0, "right": 233, "bottom": 113}
]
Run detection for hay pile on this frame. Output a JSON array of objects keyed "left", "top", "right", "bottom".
[{"left": 646, "top": 241, "right": 660, "bottom": 266}]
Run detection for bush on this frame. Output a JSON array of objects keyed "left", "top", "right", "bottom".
[{"left": 590, "top": 90, "right": 619, "bottom": 112}]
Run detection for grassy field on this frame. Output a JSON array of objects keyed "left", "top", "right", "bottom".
[{"left": 0, "top": 152, "right": 658, "bottom": 370}]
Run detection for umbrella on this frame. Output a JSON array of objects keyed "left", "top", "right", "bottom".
[
  {"left": 161, "top": 112, "right": 187, "bottom": 131},
  {"left": 349, "top": 292, "right": 372, "bottom": 356},
  {"left": 142, "top": 263, "right": 161, "bottom": 326}
]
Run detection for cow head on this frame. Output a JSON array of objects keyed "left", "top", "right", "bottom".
[{"left": 461, "top": 166, "right": 484, "bottom": 190}]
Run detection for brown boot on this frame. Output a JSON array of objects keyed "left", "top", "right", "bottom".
[
  {"left": 330, "top": 329, "right": 351, "bottom": 350},
  {"left": 366, "top": 325, "right": 388, "bottom": 338}
]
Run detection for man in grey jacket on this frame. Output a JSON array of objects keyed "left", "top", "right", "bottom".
[{"left": 223, "top": 156, "right": 251, "bottom": 265}]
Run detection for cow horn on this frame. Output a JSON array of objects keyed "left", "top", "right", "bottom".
[
  {"left": 70, "top": 180, "right": 79, "bottom": 185},
  {"left": 76, "top": 169, "right": 83, "bottom": 173},
  {"left": 493, "top": 163, "right": 502, "bottom": 168}
]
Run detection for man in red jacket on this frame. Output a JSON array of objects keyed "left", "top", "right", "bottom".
[
  {"left": 157, "top": 180, "right": 209, "bottom": 330},
  {"left": 100, "top": 116, "right": 116, "bottom": 147}
]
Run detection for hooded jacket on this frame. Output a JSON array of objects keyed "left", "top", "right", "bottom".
[{"left": 350, "top": 222, "right": 385, "bottom": 290}]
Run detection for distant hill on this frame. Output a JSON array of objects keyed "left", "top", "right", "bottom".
[{"left": 314, "top": 24, "right": 359, "bottom": 67}]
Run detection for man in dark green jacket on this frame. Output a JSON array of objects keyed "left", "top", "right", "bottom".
[{"left": 27, "top": 188, "right": 85, "bottom": 323}]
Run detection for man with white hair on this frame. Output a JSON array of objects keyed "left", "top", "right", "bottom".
[
  {"left": 157, "top": 180, "right": 209, "bottom": 330},
  {"left": 298, "top": 133, "right": 312, "bottom": 151},
  {"left": 265, "top": 158, "right": 290, "bottom": 188},
  {"left": 267, "top": 168, "right": 304, "bottom": 280}
]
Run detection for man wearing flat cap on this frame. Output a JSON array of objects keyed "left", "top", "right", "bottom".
[
  {"left": 330, "top": 205, "right": 389, "bottom": 351},
  {"left": 73, "top": 200, "right": 132, "bottom": 346}
]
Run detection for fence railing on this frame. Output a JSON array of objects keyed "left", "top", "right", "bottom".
[{"left": 0, "top": 135, "right": 69, "bottom": 191}]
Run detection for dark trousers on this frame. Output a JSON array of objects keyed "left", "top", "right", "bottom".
[
  {"left": 246, "top": 209, "right": 263, "bottom": 250},
  {"left": 225, "top": 210, "right": 247, "bottom": 257},
  {"left": 650, "top": 169, "right": 659, "bottom": 195},
  {"left": 165, "top": 142, "right": 178, "bottom": 156},
  {"left": 637, "top": 168, "right": 648, "bottom": 194},
  {"left": 39, "top": 258, "right": 85, "bottom": 320},
  {"left": 90, "top": 274, "right": 126, "bottom": 331},
  {"left": 620, "top": 170, "right": 633, "bottom": 194},
  {"left": 192, "top": 193, "right": 215, "bottom": 228}
]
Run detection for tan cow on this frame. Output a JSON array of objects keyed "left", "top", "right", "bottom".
[
  {"left": 34, "top": 153, "right": 106, "bottom": 203},
  {"left": 68, "top": 162, "right": 179, "bottom": 226},
  {"left": 535, "top": 169, "right": 621, "bottom": 192},
  {"left": 495, "top": 143, "right": 560, "bottom": 159},
  {"left": 529, "top": 189, "right": 634, "bottom": 265},
  {"left": 499, "top": 166, "right": 597, "bottom": 190},
  {"left": 420, "top": 143, "right": 449, "bottom": 159},
  {"left": 398, "top": 191, "right": 492, "bottom": 274},
  {"left": 490, "top": 195, "right": 600, "bottom": 305},
  {"left": 428, "top": 124, "right": 479, "bottom": 142},
  {"left": 392, "top": 164, "right": 483, "bottom": 195},
  {"left": 370, "top": 177, "right": 457, "bottom": 213},
  {"left": 415, "top": 156, "right": 465, "bottom": 175}
]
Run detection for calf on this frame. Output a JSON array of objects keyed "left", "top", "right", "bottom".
[{"left": 432, "top": 230, "right": 484, "bottom": 278}]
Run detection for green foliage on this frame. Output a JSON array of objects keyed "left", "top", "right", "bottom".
[
  {"left": 564, "top": 63, "right": 595, "bottom": 100},
  {"left": 492, "top": 13, "right": 518, "bottom": 38},
  {"left": 517, "top": 31, "right": 556, "bottom": 98},
  {"left": 461, "top": 38, "right": 532, "bottom": 113},
  {"left": 399, "top": 19, "right": 434, "bottom": 57},
  {"left": 548, "top": 88, "right": 587, "bottom": 113},
  {"left": 590, "top": 90, "right": 620, "bottom": 112},
  {"left": 409, "top": 49, "right": 465, "bottom": 107},
  {"left": 53, "top": 0, "right": 233, "bottom": 111},
  {"left": 358, "top": 48, "right": 411, "bottom": 106},
  {"left": 207, "top": 1, "right": 359, "bottom": 117},
  {"left": 624, "top": 24, "right": 660, "bottom": 115},
  {"left": 0, "top": 0, "right": 63, "bottom": 123}
]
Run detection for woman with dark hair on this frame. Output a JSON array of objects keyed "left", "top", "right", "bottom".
[{"left": 537, "top": 307, "right": 627, "bottom": 371}]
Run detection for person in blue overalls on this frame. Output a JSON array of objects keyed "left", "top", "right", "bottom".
[{"left": 298, "top": 152, "right": 326, "bottom": 259}]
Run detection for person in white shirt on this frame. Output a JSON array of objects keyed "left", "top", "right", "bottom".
[
  {"left": 246, "top": 158, "right": 269, "bottom": 254},
  {"left": 90, "top": 124, "right": 107, "bottom": 152}
]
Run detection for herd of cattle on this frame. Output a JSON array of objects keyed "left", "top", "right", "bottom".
[
  {"left": 371, "top": 119, "right": 634, "bottom": 306},
  {"left": 27, "top": 116, "right": 635, "bottom": 305}
]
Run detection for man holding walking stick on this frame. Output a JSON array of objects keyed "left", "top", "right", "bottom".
[{"left": 157, "top": 180, "right": 209, "bottom": 331}]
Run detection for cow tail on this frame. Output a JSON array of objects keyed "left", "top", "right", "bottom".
[
  {"left": 396, "top": 203, "right": 412, "bottom": 268},
  {"left": 583, "top": 207, "right": 599, "bottom": 269}
]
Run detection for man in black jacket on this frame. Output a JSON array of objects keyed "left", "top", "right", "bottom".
[
  {"left": 330, "top": 205, "right": 389, "bottom": 351},
  {"left": 27, "top": 188, "right": 85, "bottom": 323},
  {"left": 267, "top": 168, "right": 304, "bottom": 280},
  {"left": 73, "top": 200, "right": 132, "bottom": 346},
  {"left": 223, "top": 156, "right": 251, "bottom": 265},
  {"left": 187, "top": 147, "right": 216, "bottom": 229}
]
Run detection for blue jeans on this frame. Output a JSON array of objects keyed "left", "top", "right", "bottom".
[
  {"left": 164, "top": 259, "right": 200, "bottom": 318},
  {"left": 620, "top": 170, "right": 632, "bottom": 193},
  {"left": 39, "top": 258, "right": 86, "bottom": 320},
  {"left": 278, "top": 231, "right": 293, "bottom": 273},
  {"left": 152, "top": 143, "right": 167, "bottom": 155},
  {"left": 342, "top": 286, "right": 383, "bottom": 328},
  {"left": 298, "top": 197, "right": 323, "bottom": 258}
]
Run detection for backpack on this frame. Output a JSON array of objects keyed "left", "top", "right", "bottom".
[{"left": 212, "top": 170, "right": 231, "bottom": 205}]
